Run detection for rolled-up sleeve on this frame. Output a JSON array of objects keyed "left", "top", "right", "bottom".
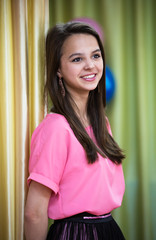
[{"left": 27, "top": 116, "right": 69, "bottom": 194}]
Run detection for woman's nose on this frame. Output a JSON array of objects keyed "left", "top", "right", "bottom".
[{"left": 84, "top": 59, "right": 94, "bottom": 69}]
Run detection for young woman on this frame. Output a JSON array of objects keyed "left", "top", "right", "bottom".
[{"left": 24, "top": 21, "right": 125, "bottom": 240}]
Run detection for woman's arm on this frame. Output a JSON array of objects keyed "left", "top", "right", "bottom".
[{"left": 24, "top": 181, "right": 52, "bottom": 240}]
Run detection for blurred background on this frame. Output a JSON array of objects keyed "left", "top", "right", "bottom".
[{"left": 0, "top": 0, "right": 156, "bottom": 239}]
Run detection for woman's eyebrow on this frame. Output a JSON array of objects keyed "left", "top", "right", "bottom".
[
  {"left": 92, "top": 49, "right": 101, "bottom": 53},
  {"left": 68, "top": 49, "right": 101, "bottom": 60},
  {"left": 68, "top": 53, "right": 83, "bottom": 59}
]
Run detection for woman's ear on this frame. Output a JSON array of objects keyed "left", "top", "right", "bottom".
[{"left": 57, "top": 69, "right": 62, "bottom": 78}]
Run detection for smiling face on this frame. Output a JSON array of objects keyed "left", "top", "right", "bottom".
[{"left": 57, "top": 34, "right": 104, "bottom": 100}]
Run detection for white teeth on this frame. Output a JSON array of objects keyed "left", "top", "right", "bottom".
[{"left": 83, "top": 74, "right": 95, "bottom": 79}]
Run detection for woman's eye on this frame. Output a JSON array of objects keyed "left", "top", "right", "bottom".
[
  {"left": 93, "top": 54, "right": 101, "bottom": 59},
  {"left": 72, "top": 57, "right": 82, "bottom": 62}
]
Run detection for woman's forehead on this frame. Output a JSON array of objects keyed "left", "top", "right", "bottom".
[{"left": 61, "top": 34, "right": 100, "bottom": 56}]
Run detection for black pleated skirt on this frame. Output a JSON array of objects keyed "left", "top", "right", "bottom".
[{"left": 46, "top": 212, "right": 125, "bottom": 240}]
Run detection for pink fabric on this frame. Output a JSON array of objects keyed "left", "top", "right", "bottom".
[{"left": 28, "top": 113, "right": 125, "bottom": 220}]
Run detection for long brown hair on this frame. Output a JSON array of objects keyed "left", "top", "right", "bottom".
[{"left": 45, "top": 21, "right": 125, "bottom": 164}]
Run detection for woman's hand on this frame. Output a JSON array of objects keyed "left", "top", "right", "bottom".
[{"left": 24, "top": 181, "right": 52, "bottom": 240}]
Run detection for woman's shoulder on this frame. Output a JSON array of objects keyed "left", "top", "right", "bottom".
[
  {"left": 31, "top": 113, "right": 69, "bottom": 142},
  {"left": 44, "top": 113, "right": 69, "bottom": 128},
  {"left": 41, "top": 112, "right": 69, "bottom": 127}
]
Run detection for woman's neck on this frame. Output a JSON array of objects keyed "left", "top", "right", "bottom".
[{"left": 71, "top": 93, "right": 90, "bottom": 128}]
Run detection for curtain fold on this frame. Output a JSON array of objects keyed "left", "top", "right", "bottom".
[
  {"left": 27, "top": 0, "right": 48, "bottom": 134},
  {"left": 12, "top": 0, "right": 28, "bottom": 239},
  {"left": 0, "top": 0, "right": 15, "bottom": 239}
]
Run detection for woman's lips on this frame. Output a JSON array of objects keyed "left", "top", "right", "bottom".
[{"left": 81, "top": 74, "right": 96, "bottom": 81}]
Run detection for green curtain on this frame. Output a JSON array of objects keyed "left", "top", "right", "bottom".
[{"left": 49, "top": 0, "right": 156, "bottom": 239}]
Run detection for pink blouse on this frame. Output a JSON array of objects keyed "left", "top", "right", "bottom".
[{"left": 28, "top": 113, "right": 125, "bottom": 220}]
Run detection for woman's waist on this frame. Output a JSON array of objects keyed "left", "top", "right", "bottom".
[{"left": 54, "top": 212, "right": 112, "bottom": 224}]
